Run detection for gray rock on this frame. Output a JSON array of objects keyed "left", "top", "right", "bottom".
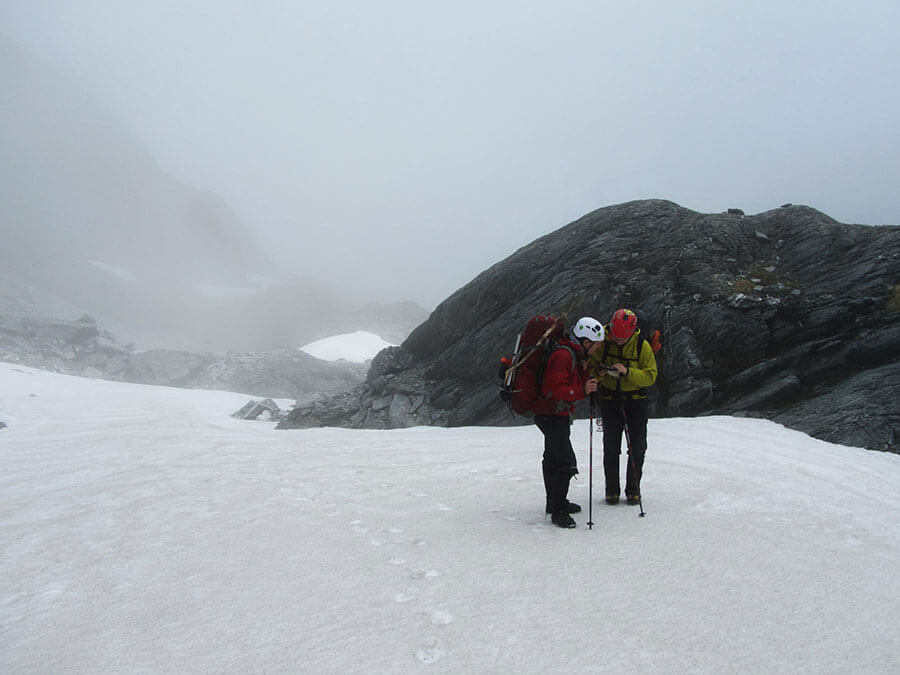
[
  {"left": 278, "top": 200, "right": 900, "bottom": 454},
  {"left": 233, "top": 398, "right": 284, "bottom": 421},
  {"left": 233, "top": 400, "right": 259, "bottom": 419},
  {"left": 0, "top": 315, "right": 369, "bottom": 401},
  {"left": 728, "top": 373, "right": 803, "bottom": 410},
  {"left": 388, "top": 394, "right": 413, "bottom": 427},
  {"left": 129, "top": 350, "right": 214, "bottom": 386},
  {"left": 372, "top": 394, "right": 393, "bottom": 411}
]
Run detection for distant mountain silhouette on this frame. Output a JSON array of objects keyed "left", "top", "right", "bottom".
[{"left": 0, "top": 37, "right": 428, "bottom": 351}]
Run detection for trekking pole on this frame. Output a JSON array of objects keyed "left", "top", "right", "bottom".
[
  {"left": 620, "top": 405, "right": 646, "bottom": 517},
  {"left": 587, "top": 395, "right": 595, "bottom": 530}
]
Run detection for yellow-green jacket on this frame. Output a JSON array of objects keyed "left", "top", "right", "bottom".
[{"left": 587, "top": 328, "right": 658, "bottom": 400}]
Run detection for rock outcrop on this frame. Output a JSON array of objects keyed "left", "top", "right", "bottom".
[
  {"left": 232, "top": 398, "right": 285, "bottom": 421},
  {"left": 0, "top": 314, "right": 367, "bottom": 401},
  {"left": 279, "top": 200, "right": 900, "bottom": 454}
]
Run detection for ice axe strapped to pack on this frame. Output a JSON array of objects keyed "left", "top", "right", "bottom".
[{"left": 499, "top": 315, "right": 578, "bottom": 416}]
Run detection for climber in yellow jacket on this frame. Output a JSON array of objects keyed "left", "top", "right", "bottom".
[{"left": 586, "top": 309, "right": 658, "bottom": 506}]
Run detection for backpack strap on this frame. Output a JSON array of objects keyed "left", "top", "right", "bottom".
[
  {"left": 600, "top": 335, "right": 650, "bottom": 399},
  {"left": 601, "top": 336, "right": 643, "bottom": 365}
]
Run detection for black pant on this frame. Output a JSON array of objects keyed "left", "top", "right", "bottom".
[
  {"left": 599, "top": 397, "right": 648, "bottom": 496},
  {"left": 534, "top": 414, "right": 578, "bottom": 513}
]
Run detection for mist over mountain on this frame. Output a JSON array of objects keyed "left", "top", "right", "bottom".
[
  {"left": 1, "top": 38, "right": 270, "bottom": 302},
  {"left": 0, "top": 37, "right": 427, "bottom": 352}
]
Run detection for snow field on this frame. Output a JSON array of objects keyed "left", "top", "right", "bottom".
[
  {"left": 1, "top": 363, "right": 898, "bottom": 673},
  {"left": 299, "top": 331, "right": 396, "bottom": 363}
]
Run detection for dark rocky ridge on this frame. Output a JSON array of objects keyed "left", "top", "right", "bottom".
[{"left": 279, "top": 200, "right": 900, "bottom": 454}]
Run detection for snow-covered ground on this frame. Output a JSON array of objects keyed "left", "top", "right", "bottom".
[
  {"left": 1, "top": 362, "right": 898, "bottom": 673},
  {"left": 299, "top": 330, "right": 395, "bottom": 363}
]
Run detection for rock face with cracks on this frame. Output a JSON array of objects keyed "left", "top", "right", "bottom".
[{"left": 279, "top": 200, "right": 900, "bottom": 454}]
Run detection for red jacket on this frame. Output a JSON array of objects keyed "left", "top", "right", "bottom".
[{"left": 540, "top": 343, "right": 588, "bottom": 416}]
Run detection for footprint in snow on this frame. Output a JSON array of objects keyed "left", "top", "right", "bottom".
[
  {"left": 415, "top": 640, "right": 446, "bottom": 664},
  {"left": 430, "top": 609, "right": 454, "bottom": 626},
  {"left": 394, "top": 589, "right": 417, "bottom": 604}
]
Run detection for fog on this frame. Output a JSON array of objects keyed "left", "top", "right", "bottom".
[{"left": 3, "top": 1, "right": 899, "bottom": 307}]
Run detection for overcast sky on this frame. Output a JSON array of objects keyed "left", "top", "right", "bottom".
[{"left": 3, "top": 1, "right": 899, "bottom": 307}]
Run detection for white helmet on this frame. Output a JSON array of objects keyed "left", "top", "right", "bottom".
[{"left": 572, "top": 316, "right": 604, "bottom": 342}]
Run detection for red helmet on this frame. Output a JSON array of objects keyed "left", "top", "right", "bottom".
[{"left": 610, "top": 309, "right": 637, "bottom": 340}]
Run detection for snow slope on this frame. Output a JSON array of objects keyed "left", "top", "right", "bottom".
[
  {"left": 1, "top": 362, "right": 898, "bottom": 673},
  {"left": 299, "top": 330, "right": 395, "bottom": 362}
]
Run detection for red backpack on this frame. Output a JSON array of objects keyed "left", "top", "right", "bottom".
[{"left": 499, "top": 315, "right": 580, "bottom": 416}]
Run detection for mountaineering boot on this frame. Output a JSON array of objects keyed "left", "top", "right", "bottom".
[
  {"left": 545, "top": 467, "right": 575, "bottom": 518},
  {"left": 546, "top": 499, "right": 582, "bottom": 514},
  {"left": 551, "top": 511, "right": 576, "bottom": 528},
  {"left": 605, "top": 493, "right": 620, "bottom": 505},
  {"left": 626, "top": 493, "right": 641, "bottom": 505}
]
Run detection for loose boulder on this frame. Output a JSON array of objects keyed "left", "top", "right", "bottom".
[{"left": 232, "top": 398, "right": 284, "bottom": 421}]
